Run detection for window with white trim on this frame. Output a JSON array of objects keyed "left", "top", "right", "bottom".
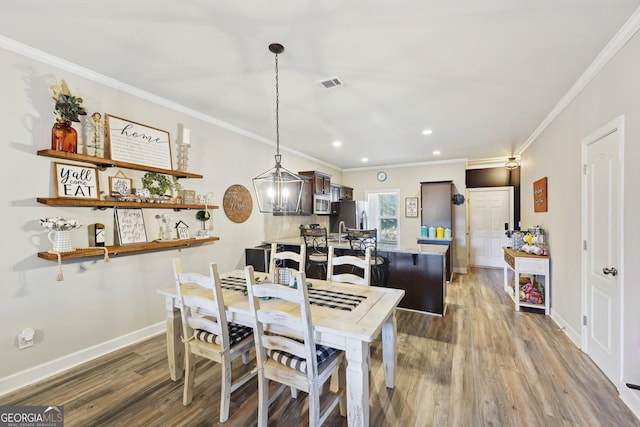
[{"left": 366, "top": 190, "right": 399, "bottom": 244}]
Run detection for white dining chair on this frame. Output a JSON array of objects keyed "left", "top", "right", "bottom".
[
  {"left": 244, "top": 265, "right": 346, "bottom": 427},
  {"left": 172, "top": 258, "right": 256, "bottom": 423},
  {"left": 268, "top": 243, "right": 306, "bottom": 283},
  {"left": 326, "top": 245, "right": 371, "bottom": 286}
]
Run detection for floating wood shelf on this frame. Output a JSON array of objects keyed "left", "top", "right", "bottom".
[
  {"left": 37, "top": 149, "right": 219, "bottom": 263},
  {"left": 37, "top": 237, "right": 220, "bottom": 261},
  {"left": 37, "top": 149, "right": 203, "bottom": 179},
  {"left": 37, "top": 197, "right": 219, "bottom": 210}
]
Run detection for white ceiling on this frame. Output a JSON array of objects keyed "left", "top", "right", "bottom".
[{"left": 2, "top": 1, "right": 639, "bottom": 169}]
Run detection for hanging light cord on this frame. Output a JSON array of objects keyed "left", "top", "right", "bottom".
[{"left": 274, "top": 51, "right": 281, "bottom": 164}]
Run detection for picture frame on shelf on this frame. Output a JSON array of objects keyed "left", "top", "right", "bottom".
[
  {"left": 405, "top": 197, "right": 419, "bottom": 218},
  {"left": 109, "top": 170, "right": 133, "bottom": 197},
  {"left": 181, "top": 189, "right": 196, "bottom": 205},
  {"left": 175, "top": 220, "right": 190, "bottom": 239},
  {"left": 53, "top": 162, "right": 100, "bottom": 200},
  {"left": 114, "top": 208, "right": 148, "bottom": 245},
  {"left": 105, "top": 114, "right": 173, "bottom": 170}
]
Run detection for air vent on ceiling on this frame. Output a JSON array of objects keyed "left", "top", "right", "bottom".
[{"left": 314, "top": 77, "right": 344, "bottom": 90}]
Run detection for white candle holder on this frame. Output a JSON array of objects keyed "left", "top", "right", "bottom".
[{"left": 176, "top": 142, "right": 190, "bottom": 172}]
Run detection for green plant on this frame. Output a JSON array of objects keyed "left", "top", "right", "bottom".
[
  {"left": 49, "top": 79, "right": 87, "bottom": 122},
  {"left": 142, "top": 172, "right": 171, "bottom": 196},
  {"left": 195, "top": 210, "right": 211, "bottom": 222}
]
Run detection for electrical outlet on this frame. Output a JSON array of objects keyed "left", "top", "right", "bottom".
[{"left": 18, "top": 328, "right": 35, "bottom": 349}]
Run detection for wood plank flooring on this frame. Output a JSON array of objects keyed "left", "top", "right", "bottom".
[{"left": 1, "top": 267, "right": 638, "bottom": 426}]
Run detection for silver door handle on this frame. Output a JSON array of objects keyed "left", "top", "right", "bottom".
[{"left": 603, "top": 267, "right": 618, "bottom": 276}]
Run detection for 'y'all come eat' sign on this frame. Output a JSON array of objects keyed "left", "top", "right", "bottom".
[{"left": 54, "top": 162, "right": 100, "bottom": 199}]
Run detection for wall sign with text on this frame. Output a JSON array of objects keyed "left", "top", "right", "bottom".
[
  {"left": 533, "top": 177, "right": 548, "bottom": 212},
  {"left": 106, "top": 114, "right": 173, "bottom": 170},
  {"left": 114, "top": 208, "right": 148, "bottom": 245},
  {"left": 53, "top": 162, "right": 100, "bottom": 199},
  {"left": 223, "top": 184, "right": 253, "bottom": 223}
]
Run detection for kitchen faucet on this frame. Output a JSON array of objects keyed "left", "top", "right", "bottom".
[{"left": 338, "top": 221, "right": 346, "bottom": 242}]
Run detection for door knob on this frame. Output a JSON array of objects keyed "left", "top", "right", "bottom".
[{"left": 603, "top": 267, "right": 618, "bottom": 276}]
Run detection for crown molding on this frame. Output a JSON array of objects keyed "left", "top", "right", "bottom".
[{"left": 518, "top": 6, "right": 640, "bottom": 155}]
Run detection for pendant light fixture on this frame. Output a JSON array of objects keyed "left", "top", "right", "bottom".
[
  {"left": 505, "top": 156, "right": 520, "bottom": 170},
  {"left": 252, "top": 43, "right": 305, "bottom": 214}
]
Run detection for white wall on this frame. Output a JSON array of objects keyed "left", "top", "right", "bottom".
[
  {"left": 0, "top": 45, "right": 337, "bottom": 393},
  {"left": 343, "top": 160, "right": 467, "bottom": 272},
  {"left": 519, "top": 24, "right": 640, "bottom": 409}
]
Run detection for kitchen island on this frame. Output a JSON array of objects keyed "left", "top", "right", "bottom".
[{"left": 248, "top": 236, "right": 449, "bottom": 315}]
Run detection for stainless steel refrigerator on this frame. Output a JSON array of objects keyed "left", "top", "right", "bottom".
[{"left": 329, "top": 200, "right": 369, "bottom": 233}]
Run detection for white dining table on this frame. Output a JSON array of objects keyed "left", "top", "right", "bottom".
[{"left": 158, "top": 269, "right": 404, "bottom": 427}]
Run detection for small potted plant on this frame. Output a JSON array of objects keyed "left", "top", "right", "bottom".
[
  {"left": 195, "top": 210, "right": 211, "bottom": 238},
  {"left": 49, "top": 79, "right": 87, "bottom": 153}
]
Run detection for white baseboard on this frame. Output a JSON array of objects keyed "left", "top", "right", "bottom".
[
  {"left": 0, "top": 322, "right": 165, "bottom": 398},
  {"left": 453, "top": 267, "right": 468, "bottom": 274},
  {"left": 550, "top": 310, "right": 581, "bottom": 348},
  {"left": 621, "top": 385, "right": 640, "bottom": 421}
]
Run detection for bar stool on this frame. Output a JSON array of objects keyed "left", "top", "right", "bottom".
[
  {"left": 302, "top": 227, "right": 329, "bottom": 279},
  {"left": 347, "top": 228, "right": 387, "bottom": 286}
]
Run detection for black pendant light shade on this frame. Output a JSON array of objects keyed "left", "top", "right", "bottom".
[{"left": 252, "top": 43, "right": 305, "bottom": 213}]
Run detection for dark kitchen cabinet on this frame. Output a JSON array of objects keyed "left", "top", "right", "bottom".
[
  {"left": 420, "top": 180, "right": 453, "bottom": 229},
  {"left": 339, "top": 185, "right": 353, "bottom": 200},
  {"left": 331, "top": 247, "right": 447, "bottom": 315},
  {"left": 299, "top": 171, "right": 331, "bottom": 195},
  {"left": 330, "top": 184, "right": 353, "bottom": 202},
  {"left": 382, "top": 249, "right": 448, "bottom": 315},
  {"left": 420, "top": 180, "right": 454, "bottom": 281},
  {"left": 298, "top": 177, "right": 313, "bottom": 215}
]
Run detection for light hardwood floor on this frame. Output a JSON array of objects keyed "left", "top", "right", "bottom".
[{"left": 2, "top": 267, "right": 638, "bottom": 426}]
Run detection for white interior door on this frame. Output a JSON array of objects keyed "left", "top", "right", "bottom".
[
  {"left": 582, "top": 117, "right": 622, "bottom": 387},
  {"left": 468, "top": 187, "right": 514, "bottom": 268}
]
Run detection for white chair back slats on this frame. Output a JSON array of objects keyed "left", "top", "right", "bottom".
[
  {"left": 243, "top": 265, "right": 345, "bottom": 426},
  {"left": 171, "top": 258, "right": 255, "bottom": 423},
  {"left": 326, "top": 246, "right": 371, "bottom": 286}
]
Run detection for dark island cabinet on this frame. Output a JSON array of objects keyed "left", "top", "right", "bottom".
[{"left": 379, "top": 249, "right": 447, "bottom": 315}]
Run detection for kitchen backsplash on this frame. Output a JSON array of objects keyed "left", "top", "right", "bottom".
[{"left": 264, "top": 215, "right": 330, "bottom": 241}]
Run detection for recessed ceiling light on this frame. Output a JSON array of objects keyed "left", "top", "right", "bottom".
[
  {"left": 433, "top": 150, "right": 441, "bottom": 155},
  {"left": 361, "top": 157, "right": 368, "bottom": 163},
  {"left": 422, "top": 129, "right": 433, "bottom": 135},
  {"left": 332, "top": 140, "right": 342, "bottom": 147}
]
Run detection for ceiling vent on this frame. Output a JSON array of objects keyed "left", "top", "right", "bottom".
[{"left": 315, "top": 77, "right": 344, "bottom": 90}]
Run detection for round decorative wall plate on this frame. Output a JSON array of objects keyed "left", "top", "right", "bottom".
[{"left": 223, "top": 184, "right": 253, "bottom": 223}]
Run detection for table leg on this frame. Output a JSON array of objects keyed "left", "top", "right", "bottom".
[
  {"left": 164, "top": 296, "right": 183, "bottom": 381},
  {"left": 382, "top": 310, "right": 397, "bottom": 388},
  {"left": 345, "top": 338, "right": 369, "bottom": 427}
]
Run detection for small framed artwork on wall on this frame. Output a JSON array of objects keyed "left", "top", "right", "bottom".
[
  {"left": 534, "top": 177, "right": 548, "bottom": 212},
  {"left": 405, "top": 197, "right": 419, "bottom": 218}
]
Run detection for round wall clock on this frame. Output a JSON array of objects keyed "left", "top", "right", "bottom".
[
  {"left": 377, "top": 171, "right": 387, "bottom": 182},
  {"left": 223, "top": 184, "right": 253, "bottom": 223}
]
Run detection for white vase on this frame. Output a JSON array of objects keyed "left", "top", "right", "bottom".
[{"left": 48, "top": 230, "right": 75, "bottom": 253}]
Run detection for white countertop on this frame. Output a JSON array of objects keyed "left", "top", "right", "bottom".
[{"left": 265, "top": 236, "right": 448, "bottom": 256}]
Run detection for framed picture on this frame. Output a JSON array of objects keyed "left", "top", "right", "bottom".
[
  {"left": 114, "top": 208, "right": 148, "bottom": 245},
  {"left": 177, "top": 227, "right": 190, "bottom": 239},
  {"left": 106, "top": 114, "right": 173, "bottom": 170},
  {"left": 534, "top": 177, "right": 548, "bottom": 212},
  {"left": 53, "top": 162, "right": 100, "bottom": 200},
  {"left": 109, "top": 176, "right": 133, "bottom": 196},
  {"left": 405, "top": 197, "right": 419, "bottom": 218},
  {"left": 181, "top": 189, "right": 196, "bottom": 205}
]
